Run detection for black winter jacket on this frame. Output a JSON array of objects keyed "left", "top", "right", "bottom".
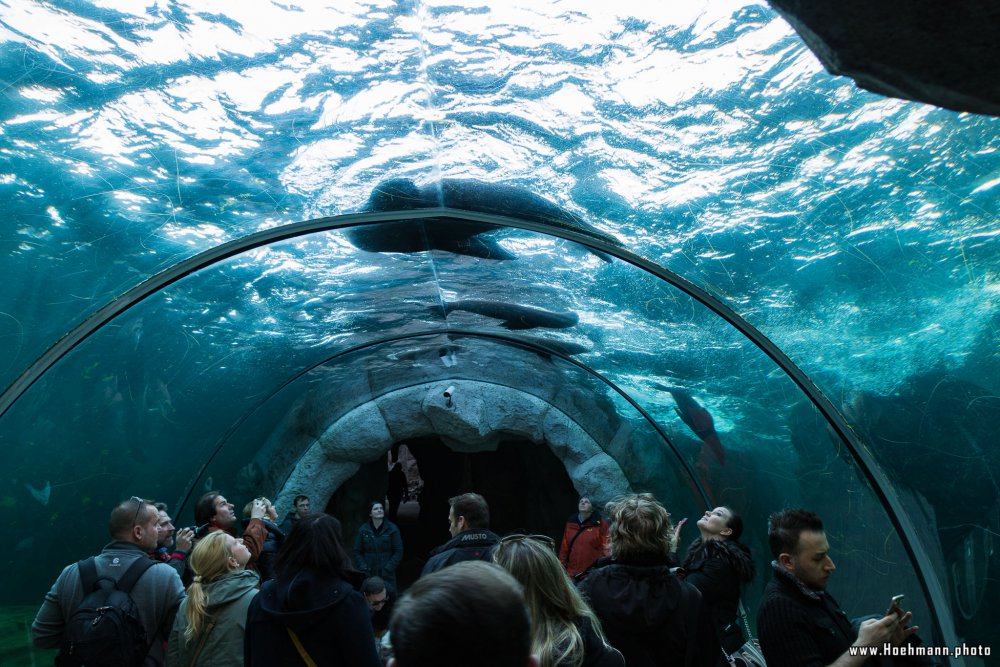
[
  {"left": 579, "top": 556, "right": 716, "bottom": 667},
  {"left": 353, "top": 519, "right": 403, "bottom": 592},
  {"left": 681, "top": 538, "right": 755, "bottom": 653},
  {"left": 244, "top": 568, "right": 380, "bottom": 667},
  {"left": 576, "top": 614, "right": 626, "bottom": 667},
  {"left": 420, "top": 528, "right": 500, "bottom": 576}
]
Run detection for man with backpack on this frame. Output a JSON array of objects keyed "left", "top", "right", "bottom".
[{"left": 31, "top": 496, "right": 185, "bottom": 666}]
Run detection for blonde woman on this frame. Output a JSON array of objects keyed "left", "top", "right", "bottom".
[
  {"left": 577, "top": 493, "right": 714, "bottom": 667},
  {"left": 494, "top": 534, "right": 623, "bottom": 667},
  {"left": 166, "top": 531, "right": 258, "bottom": 667}
]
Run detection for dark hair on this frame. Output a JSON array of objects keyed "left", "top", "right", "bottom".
[
  {"left": 369, "top": 500, "right": 385, "bottom": 514},
  {"left": 449, "top": 493, "right": 489, "bottom": 530},
  {"left": 274, "top": 513, "right": 350, "bottom": 578},
  {"left": 362, "top": 576, "right": 387, "bottom": 596},
  {"left": 725, "top": 508, "right": 744, "bottom": 542},
  {"left": 153, "top": 502, "right": 168, "bottom": 513},
  {"left": 194, "top": 491, "right": 222, "bottom": 526},
  {"left": 390, "top": 561, "right": 531, "bottom": 667},
  {"left": 109, "top": 497, "right": 153, "bottom": 539},
  {"left": 293, "top": 495, "right": 309, "bottom": 507},
  {"left": 768, "top": 508, "right": 824, "bottom": 559}
]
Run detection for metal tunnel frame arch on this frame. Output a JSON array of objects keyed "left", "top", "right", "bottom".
[{"left": 0, "top": 207, "right": 960, "bottom": 656}]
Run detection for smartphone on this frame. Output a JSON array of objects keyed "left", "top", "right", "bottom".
[{"left": 886, "top": 594, "right": 905, "bottom": 616}]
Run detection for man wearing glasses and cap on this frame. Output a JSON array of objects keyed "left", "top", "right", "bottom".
[
  {"left": 420, "top": 492, "right": 500, "bottom": 576},
  {"left": 31, "top": 496, "right": 185, "bottom": 666}
]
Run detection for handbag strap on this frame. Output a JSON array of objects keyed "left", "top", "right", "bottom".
[
  {"left": 287, "top": 627, "right": 318, "bottom": 667},
  {"left": 562, "top": 522, "right": 589, "bottom": 565},
  {"left": 741, "top": 601, "right": 756, "bottom": 639},
  {"left": 720, "top": 600, "right": 760, "bottom": 664},
  {"left": 187, "top": 621, "right": 216, "bottom": 667}
]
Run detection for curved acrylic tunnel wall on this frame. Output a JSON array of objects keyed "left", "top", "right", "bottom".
[
  {"left": 0, "top": 212, "right": 971, "bottom": 662},
  {"left": 2, "top": 2, "right": 999, "bottom": 664}
]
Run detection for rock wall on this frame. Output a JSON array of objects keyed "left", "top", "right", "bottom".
[{"left": 274, "top": 379, "right": 633, "bottom": 514}]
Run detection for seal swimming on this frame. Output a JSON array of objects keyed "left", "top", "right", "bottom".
[{"left": 347, "top": 177, "right": 622, "bottom": 261}]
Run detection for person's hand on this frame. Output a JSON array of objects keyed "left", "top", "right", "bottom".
[
  {"left": 855, "top": 613, "right": 916, "bottom": 649},
  {"left": 251, "top": 498, "right": 267, "bottom": 520},
  {"left": 671, "top": 518, "right": 688, "bottom": 553},
  {"left": 889, "top": 611, "right": 918, "bottom": 646},
  {"left": 175, "top": 527, "right": 194, "bottom": 553}
]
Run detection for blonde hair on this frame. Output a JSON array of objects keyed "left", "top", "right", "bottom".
[
  {"left": 605, "top": 493, "right": 674, "bottom": 560},
  {"left": 184, "top": 531, "right": 237, "bottom": 645},
  {"left": 494, "top": 537, "right": 608, "bottom": 667}
]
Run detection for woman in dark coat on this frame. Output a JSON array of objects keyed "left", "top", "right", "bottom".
[
  {"left": 578, "top": 494, "right": 716, "bottom": 667},
  {"left": 245, "top": 513, "right": 381, "bottom": 667},
  {"left": 353, "top": 500, "right": 404, "bottom": 595},
  {"left": 679, "top": 506, "right": 756, "bottom": 665}
]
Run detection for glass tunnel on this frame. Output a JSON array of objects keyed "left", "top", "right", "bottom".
[{"left": 1, "top": 2, "right": 998, "bottom": 665}]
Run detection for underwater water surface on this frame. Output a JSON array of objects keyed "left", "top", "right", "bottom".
[{"left": 1, "top": 0, "right": 998, "bottom": 664}]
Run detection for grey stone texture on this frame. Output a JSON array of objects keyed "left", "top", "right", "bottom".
[{"left": 275, "top": 380, "right": 632, "bottom": 514}]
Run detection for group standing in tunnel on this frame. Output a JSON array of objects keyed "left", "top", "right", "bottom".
[{"left": 28, "top": 486, "right": 948, "bottom": 667}]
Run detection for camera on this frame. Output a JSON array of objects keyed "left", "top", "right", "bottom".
[{"left": 185, "top": 523, "right": 209, "bottom": 538}]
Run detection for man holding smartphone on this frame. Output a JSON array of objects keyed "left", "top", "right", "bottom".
[{"left": 758, "top": 509, "right": 936, "bottom": 667}]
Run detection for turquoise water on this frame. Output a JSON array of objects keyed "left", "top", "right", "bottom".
[{"left": 1, "top": 1, "right": 997, "bottom": 664}]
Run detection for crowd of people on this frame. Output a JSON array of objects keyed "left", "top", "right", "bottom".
[{"left": 30, "top": 489, "right": 939, "bottom": 667}]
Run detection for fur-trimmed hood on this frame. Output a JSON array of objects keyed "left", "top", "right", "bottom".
[{"left": 681, "top": 538, "right": 756, "bottom": 584}]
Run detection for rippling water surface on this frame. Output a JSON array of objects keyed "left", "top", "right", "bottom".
[{"left": 1, "top": 0, "right": 996, "bottom": 394}]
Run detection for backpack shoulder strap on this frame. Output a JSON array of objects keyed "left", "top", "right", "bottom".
[
  {"left": 77, "top": 557, "right": 100, "bottom": 592},
  {"left": 116, "top": 556, "right": 157, "bottom": 593}
]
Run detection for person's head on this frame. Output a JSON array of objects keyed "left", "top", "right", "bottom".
[
  {"left": 494, "top": 534, "right": 602, "bottom": 666},
  {"left": 448, "top": 492, "right": 489, "bottom": 537},
  {"left": 605, "top": 493, "right": 673, "bottom": 560},
  {"left": 243, "top": 497, "right": 278, "bottom": 521},
  {"left": 389, "top": 561, "right": 537, "bottom": 667},
  {"left": 155, "top": 506, "right": 176, "bottom": 548},
  {"left": 194, "top": 491, "right": 236, "bottom": 530},
  {"left": 768, "top": 508, "right": 835, "bottom": 591},
  {"left": 696, "top": 506, "right": 743, "bottom": 542},
  {"left": 361, "top": 576, "right": 388, "bottom": 613},
  {"left": 369, "top": 500, "right": 385, "bottom": 521},
  {"left": 293, "top": 495, "right": 311, "bottom": 518},
  {"left": 110, "top": 496, "right": 160, "bottom": 551},
  {"left": 190, "top": 531, "right": 252, "bottom": 581},
  {"left": 273, "top": 513, "right": 351, "bottom": 578},
  {"left": 184, "top": 531, "right": 252, "bottom": 644},
  {"left": 577, "top": 497, "right": 593, "bottom": 517}
]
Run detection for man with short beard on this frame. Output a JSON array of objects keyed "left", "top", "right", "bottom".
[
  {"left": 758, "top": 508, "right": 936, "bottom": 667},
  {"left": 32, "top": 497, "right": 185, "bottom": 666}
]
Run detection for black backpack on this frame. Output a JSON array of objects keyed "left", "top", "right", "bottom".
[{"left": 57, "top": 555, "right": 156, "bottom": 667}]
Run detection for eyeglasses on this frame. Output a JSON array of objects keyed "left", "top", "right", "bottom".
[
  {"left": 498, "top": 533, "right": 555, "bottom": 549},
  {"left": 130, "top": 496, "right": 145, "bottom": 527}
]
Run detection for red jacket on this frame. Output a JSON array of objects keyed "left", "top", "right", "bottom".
[{"left": 559, "top": 513, "right": 608, "bottom": 578}]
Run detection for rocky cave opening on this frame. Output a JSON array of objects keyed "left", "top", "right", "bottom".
[{"left": 327, "top": 434, "right": 581, "bottom": 592}]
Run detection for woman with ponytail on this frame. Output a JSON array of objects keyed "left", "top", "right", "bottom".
[{"left": 166, "top": 531, "right": 258, "bottom": 666}]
